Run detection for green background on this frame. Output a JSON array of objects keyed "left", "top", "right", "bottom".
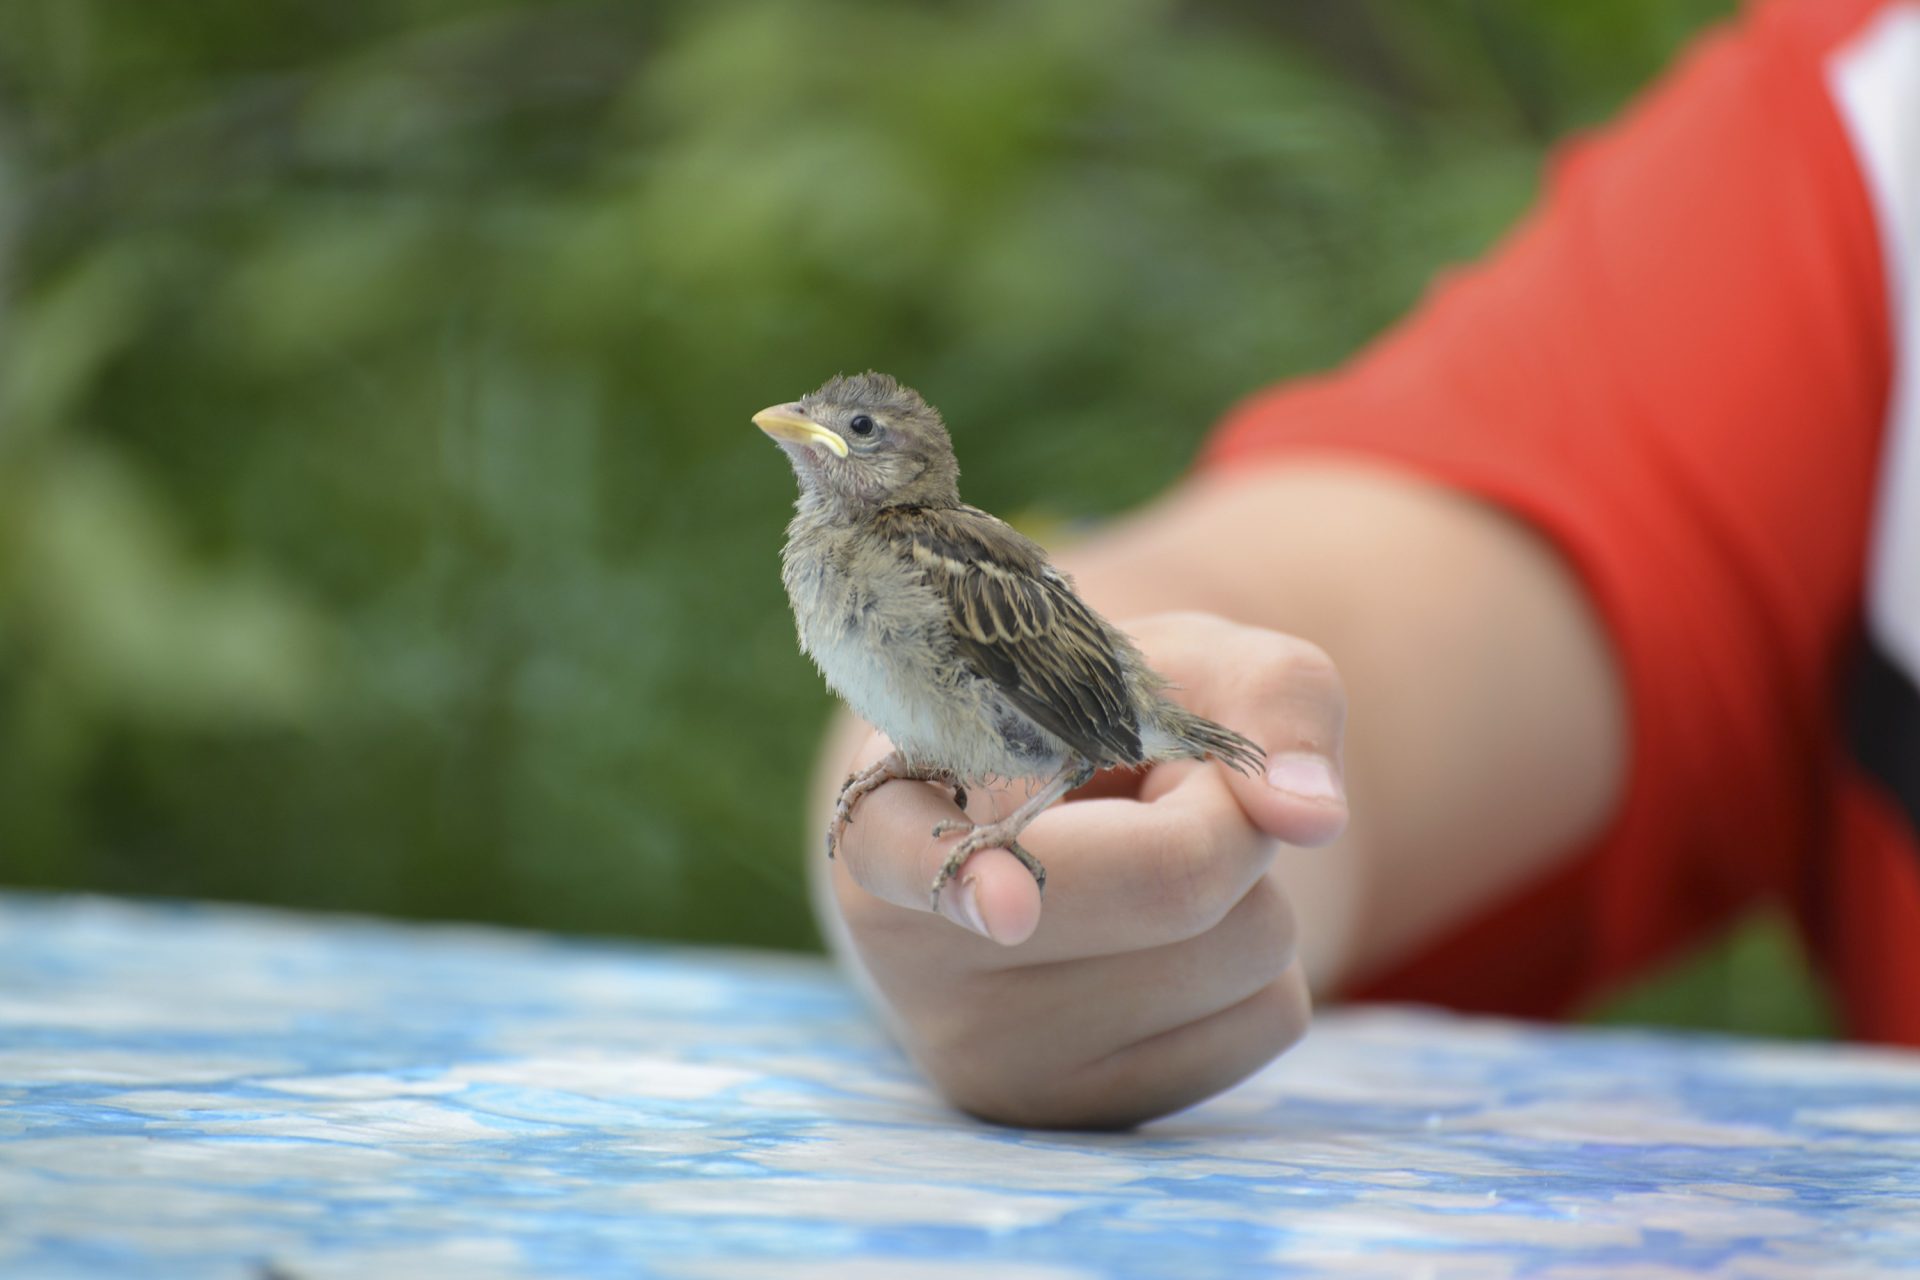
[{"left": 0, "top": 0, "right": 1828, "bottom": 1036}]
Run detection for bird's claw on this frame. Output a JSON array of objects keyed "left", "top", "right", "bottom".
[
  {"left": 927, "top": 825, "right": 1047, "bottom": 911},
  {"left": 827, "top": 770, "right": 872, "bottom": 859},
  {"left": 825, "top": 758, "right": 961, "bottom": 863},
  {"left": 826, "top": 797, "right": 858, "bottom": 860}
]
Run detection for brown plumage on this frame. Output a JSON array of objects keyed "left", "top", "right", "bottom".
[{"left": 755, "top": 372, "right": 1264, "bottom": 907}]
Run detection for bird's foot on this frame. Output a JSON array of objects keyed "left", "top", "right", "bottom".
[
  {"left": 928, "top": 818, "right": 1046, "bottom": 910},
  {"left": 827, "top": 755, "right": 957, "bottom": 860},
  {"left": 828, "top": 758, "right": 902, "bottom": 859}
]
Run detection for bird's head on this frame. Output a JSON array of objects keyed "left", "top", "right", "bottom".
[{"left": 753, "top": 372, "right": 960, "bottom": 515}]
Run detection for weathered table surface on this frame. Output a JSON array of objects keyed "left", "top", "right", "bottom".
[{"left": 2, "top": 893, "right": 1918, "bottom": 1278}]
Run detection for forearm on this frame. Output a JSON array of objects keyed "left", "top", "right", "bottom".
[
  {"left": 1048, "top": 460, "right": 1626, "bottom": 991},
  {"left": 808, "top": 456, "right": 1624, "bottom": 998}
]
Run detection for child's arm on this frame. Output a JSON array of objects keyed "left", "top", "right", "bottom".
[{"left": 810, "top": 461, "right": 1624, "bottom": 1128}]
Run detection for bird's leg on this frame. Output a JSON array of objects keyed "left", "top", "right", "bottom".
[
  {"left": 928, "top": 760, "right": 1096, "bottom": 909},
  {"left": 827, "top": 752, "right": 958, "bottom": 860}
]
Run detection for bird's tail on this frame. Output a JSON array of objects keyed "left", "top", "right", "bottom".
[{"left": 1161, "top": 706, "right": 1266, "bottom": 777}]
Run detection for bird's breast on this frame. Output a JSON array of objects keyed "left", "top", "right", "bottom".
[
  {"left": 779, "top": 530, "right": 1054, "bottom": 780},
  {"left": 783, "top": 535, "right": 941, "bottom": 720}
]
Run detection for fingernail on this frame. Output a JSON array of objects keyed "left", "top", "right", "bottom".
[
  {"left": 1267, "top": 752, "right": 1343, "bottom": 804},
  {"left": 951, "top": 874, "right": 993, "bottom": 941}
]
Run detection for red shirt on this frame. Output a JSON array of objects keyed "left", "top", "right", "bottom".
[{"left": 1203, "top": 0, "right": 1920, "bottom": 1043}]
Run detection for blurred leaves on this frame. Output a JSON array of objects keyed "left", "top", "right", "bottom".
[
  {"left": 0, "top": 223, "right": 321, "bottom": 730},
  {"left": 11, "top": 443, "right": 320, "bottom": 722},
  {"left": 0, "top": 0, "right": 1744, "bottom": 965}
]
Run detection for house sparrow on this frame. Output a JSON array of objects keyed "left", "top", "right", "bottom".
[{"left": 755, "top": 372, "right": 1265, "bottom": 909}]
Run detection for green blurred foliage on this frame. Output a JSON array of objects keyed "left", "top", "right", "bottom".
[
  {"left": 3, "top": 0, "right": 1818, "bottom": 1035},
  {"left": 1588, "top": 912, "right": 1836, "bottom": 1041}
]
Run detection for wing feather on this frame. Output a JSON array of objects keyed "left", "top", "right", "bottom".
[{"left": 882, "top": 505, "right": 1142, "bottom": 766}]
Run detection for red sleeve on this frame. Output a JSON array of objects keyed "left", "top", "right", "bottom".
[{"left": 1202, "top": 0, "right": 1900, "bottom": 1023}]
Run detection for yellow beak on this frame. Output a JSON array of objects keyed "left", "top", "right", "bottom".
[{"left": 752, "top": 404, "right": 848, "bottom": 458}]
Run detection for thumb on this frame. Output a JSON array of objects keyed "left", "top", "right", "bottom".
[
  {"left": 1135, "top": 616, "right": 1349, "bottom": 848},
  {"left": 1238, "top": 744, "right": 1347, "bottom": 848}
]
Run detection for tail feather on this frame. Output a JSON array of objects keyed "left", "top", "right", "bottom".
[{"left": 1160, "top": 706, "right": 1266, "bottom": 776}]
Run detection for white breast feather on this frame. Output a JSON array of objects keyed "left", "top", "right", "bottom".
[
  {"left": 805, "top": 622, "right": 949, "bottom": 761},
  {"left": 784, "top": 534, "right": 1056, "bottom": 782}
]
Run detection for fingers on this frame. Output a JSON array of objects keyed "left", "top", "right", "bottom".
[
  {"left": 830, "top": 737, "right": 1045, "bottom": 946},
  {"left": 1128, "top": 613, "right": 1350, "bottom": 849},
  {"left": 875, "top": 762, "right": 1276, "bottom": 966},
  {"left": 834, "top": 751, "right": 1277, "bottom": 962},
  {"left": 963, "top": 876, "right": 1297, "bottom": 1070},
  {"left": 1065, "top": 965, "right": 1312, "bottom": 1130},
  {"left": 831, "top": 613, "right": 1345, "bottom": 958},
  {"left": 915, "top": 880, "right": 1299, "bottom": 1127},
  {"left": 833, "top": 787, "right": 1045, "bottom": 946},
  {"left": 819, "top": 610, "right": 1341, "bottom": 1131},
  {"left": 1004, "top": 764, "right": 1280, "bottom": 962},
  {"left": 936, "top": 964, "right": 1313, "bottom": 1131}
]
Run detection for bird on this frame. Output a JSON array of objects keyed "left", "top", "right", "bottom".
[{"left": 754, "top": 372, "right": 1266, "bottom": 910}]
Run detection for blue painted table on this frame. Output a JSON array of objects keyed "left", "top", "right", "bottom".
[{"left": 2, "top": 894, "right": 1917, "bottom": 1278}]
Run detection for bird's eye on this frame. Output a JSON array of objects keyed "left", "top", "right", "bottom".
[{"left": 848, "top": 414, "right": 877, "bottom": 437}]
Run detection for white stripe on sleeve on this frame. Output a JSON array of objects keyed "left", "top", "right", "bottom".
[{"left": 1830, "top": 4, "right": 1920, "bottom": 684}]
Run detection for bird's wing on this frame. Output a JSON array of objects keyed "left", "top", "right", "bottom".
[{"left": 881, "top": 504, "right": 1142, "bottom": 766}]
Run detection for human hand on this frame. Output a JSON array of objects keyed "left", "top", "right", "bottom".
[{"left": 821, "top": 612, "right": 1348, "bottom": 1129}]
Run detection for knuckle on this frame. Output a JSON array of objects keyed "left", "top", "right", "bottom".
[
  {"left": 1246, "top": 974, "right": 1312, "bottom": 1056},
  {"left": 1247, "top": 633, "right": 1340, "bottom": 696},
  {"left": 1285, "top": 637, "right": 1343, "bottom": 693},
  {"left": 1230, "top": 877, "right": 1299, "bottom": 981},
  {"left": 1239, "top": 637, "right": 1348, "bottom": 744}
]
